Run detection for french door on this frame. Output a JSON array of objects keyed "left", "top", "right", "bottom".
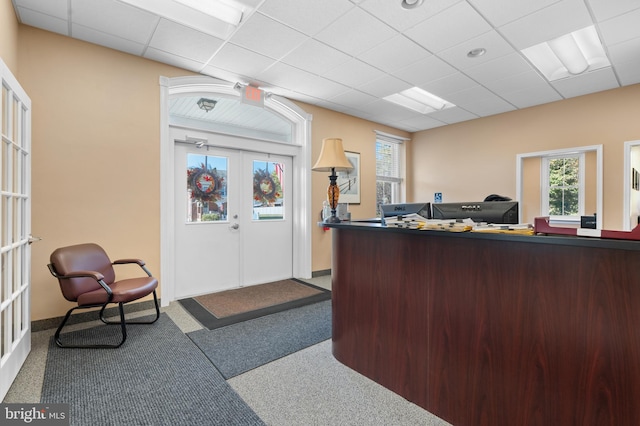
[
  {"left": 0, "top": 59, "right": 32, "bottom": 400},
  {"left": 174, "top": 141, "right": 293, "bottom": 298}
]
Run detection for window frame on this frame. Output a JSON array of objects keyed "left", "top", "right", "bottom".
[
  {"left": 541, "top": 152, "right": 585, "bottom": 223},
  {"left": 516, "top": 145, "right": 602, "bottom": 228},
  {"left": 375, "top": 131, "right": 407, "bottom": 214}
]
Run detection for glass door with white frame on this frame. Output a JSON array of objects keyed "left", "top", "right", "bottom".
[
  {"left": 0, "top": 58, "right": 32, "bottom": 401},
  {"left": 173, "top": 142, "right": 293, "bottom": 298}
]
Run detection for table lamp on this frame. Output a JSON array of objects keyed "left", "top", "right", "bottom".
[{"left": 312, "top": 138, "right": 353, "bottom": 223}]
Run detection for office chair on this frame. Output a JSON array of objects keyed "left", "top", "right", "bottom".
[{"left": 47, "top": 243, "right": 160, "bottom": 348}]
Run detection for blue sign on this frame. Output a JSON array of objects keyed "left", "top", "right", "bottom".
[{"left": 434, "top": 192, "right": 442, "bottom": 203}]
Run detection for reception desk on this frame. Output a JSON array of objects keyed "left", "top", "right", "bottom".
[{"left": 327, "top": 222, "right": 640, "bottom": 426}]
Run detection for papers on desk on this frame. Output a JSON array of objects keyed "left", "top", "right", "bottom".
[
  {"left": 384, "top": 214, "right": 534, "bottom": 235},
  {"left": 471, "top": 223, "right": 534, "bottom": 235},
  {"left": 384, "top": 215, "right": 473, "bottom": 232}
]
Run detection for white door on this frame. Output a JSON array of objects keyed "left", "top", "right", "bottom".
[
  {"left": 0, "top": 59, "right": 32, "bottom": 400},
  {"left": 174, "top": 142, "right": 293, "bottom": 298}
]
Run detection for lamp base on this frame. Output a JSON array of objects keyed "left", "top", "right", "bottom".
[{"left": 324, "top": 215, "right": 341, "bottom": 224}]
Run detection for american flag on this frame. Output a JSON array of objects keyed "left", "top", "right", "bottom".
[{"left": 275, "top": 163, "right": 284, "bottom": 188}]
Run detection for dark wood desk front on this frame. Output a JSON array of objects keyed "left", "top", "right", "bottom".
[{"left": 328, "top": 222, "right": 640, "bottom": 426}]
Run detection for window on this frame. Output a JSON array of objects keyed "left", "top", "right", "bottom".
[
  {"left": 542, "top": 153, "right": 584, "bottom": 221},
  {"left": 375, "top": 131, "right": 405, "bottom": 214}
]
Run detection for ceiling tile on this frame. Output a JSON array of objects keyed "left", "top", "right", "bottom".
[
  {"left": 144, "top": 47, "right": 205, "bottom": 72},
  {"left": 149, "top": 20, "right": 224, "bottom": 63},
  {"left": 16, "top": 8, "right": 68, "bottom": 36},
  {"left": 231, "top": 13, "right": 308, "bottom": 60},
  {"left": 499, "top": 84, "right": 563, "bottom": 109},
  {"left": 11, "top": 0, "right": 640, "bottom": 133},
  {"left": 257, "top": 0, "right": 354, "bottom": 35},
  {"left": 469, "top": 0, "right": 562, "bottom": 27},
  {"left": 608, "top": 36, "right": 640, "bottom": 67},
  {"left": 357, "top": 74, "right": 413, "bottom": 98},
  {"left": 394, "top": 55, "right": 457, "bottom": 86},
  {"left": 614, "top": 59, "right": 640, "bottom": 86},
  {"left": 551, "top": 67, "right": 620, "bottom": 98},
  {"left": 445, "top": 84, "right": 500, "bottom": 106},
  {"left": 598, "top": 7, "right": 640, "bottom": 45},
  {"left": 461, "top": 95, "right": 517, "bottom": 116},
  {"left": 587, "top": 0, "right": 640, "bottom": 22},
  {"left": 328, "top": 89, "right": 378, "bottom": 109},
  {"left": 498, "top": 0, "right": 594, "bottom": 49},
  {"left": 397, "top": 114, "right": 448, "bottom": 131},
  {"left": 361, "top": 99, "right": 424, "bottom": 121},
  {"left": 15, "top": 0, "right": 68, "bottom": 20},
  {"left": 72, "top": 24, "right": 146, "bottom": 56},
  {"left": 358, "top": 35, "right": 430, "bottom": 73},
  {"left": 71, "top": 0, "right": 159, "bottom": 44},
  {"left": 421, "top": 72, "right": 479, "bottom": 99},
  {"left": 482, "top": 69, "right": 550, "bottom": 94},
  {"left": 429, "top": 107, "right": 479, "bottom": 124},
  {"left": 209, "top": 43, "right": 276, "bottom": 76},
  {"left": 258, "top": 62, "right": 318, "bottom": 90},
  {"left": 314, "top": 7, "right": 397, "bottom": 56},
  {"left": 299, "top": 77, "right": 352, "bottom": 99},
  {"left": 281, "top": 39, "right": 352, "bottom": 75},
  {"left": 438, "top": 30, "right": 517, "bottom": 71},
  {"left": 463, "top": 52, "right": 533, "bottom": 83},
  {"left": 322, "top": 58, "right": 387, "bottom": 88},
  {"left": 359, "top": 0, "right": 462, "bottom": 32},
  {"left": 405, "top": 1, "right": 493, "bottom": 53}
]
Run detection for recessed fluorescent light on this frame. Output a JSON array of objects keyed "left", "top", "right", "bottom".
[
  {"left": 119, "top": 0, "right": 245, "bottom": 38},
  {"left": 521, "top": 26, "right": 610, "bottom": 82},
  {"left": 175, "top": 0, "right": 243, "bottom": 26},
  {"left": 383, "top": 87, "right": 454, "bottom": 114}
]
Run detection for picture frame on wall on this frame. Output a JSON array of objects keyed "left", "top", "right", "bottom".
[{"left": 337, "top": 151, "right": 360, "bottom": 204}]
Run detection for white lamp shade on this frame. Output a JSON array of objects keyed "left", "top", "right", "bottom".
[{"left": 312, "top": 138, "right": 353, "bottom": 172}]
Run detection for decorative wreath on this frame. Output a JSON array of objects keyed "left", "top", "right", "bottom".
[
  {"left": 187, "top": 164, "right": 224, "bottom": 203},
  {"left": 253, "top": 168, "right": 282, "bottom": 205}
]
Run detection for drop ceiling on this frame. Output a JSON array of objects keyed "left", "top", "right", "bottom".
[{"left": 11, "top": 0, "right": 640, "bottom": 132}]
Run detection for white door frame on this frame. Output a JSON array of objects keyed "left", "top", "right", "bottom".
[
  {"left": 623, "top": 140, "right": 640, "bottom": 231},
  {"left": 0, "top": 58, "right": 32, "bottom": 400},
  {"left": 159, "top": 76, "right": 312, "bottom": 306}
]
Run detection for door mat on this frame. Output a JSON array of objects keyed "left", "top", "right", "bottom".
[{"left": 179, "top": 278, "right": 331, "bottom": 330}]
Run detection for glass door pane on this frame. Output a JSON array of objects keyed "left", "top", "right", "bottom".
[
  {"left": 252, "top": 160, "right": 284, "bottom": 220},
  {"left": 186, "top": 153, "right": 228, "bottom": 222}
]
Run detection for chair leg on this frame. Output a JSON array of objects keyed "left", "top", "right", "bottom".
[
  {"left": 54, "top": 304, "right": 127, "bottom": 349},
  {"left": 99, "top": 290, "right": 160, "bottom": 325}
]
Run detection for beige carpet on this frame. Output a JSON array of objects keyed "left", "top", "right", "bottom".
[{"left": 194, "top": 279, "right": 324, "bottom": 318}]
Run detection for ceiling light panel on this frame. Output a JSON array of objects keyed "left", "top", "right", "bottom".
[
  {"left": 384, "top": 87, "right": 455, "bottom": 114},
  {"left": 521, "top": 26, "right": 611, "bottom": 81},
  {"left": 118, "top": 0, "right": 245, "bottom": 38},
  {"left": 174, "top": 0, "right": 243, "bottom": 26}
]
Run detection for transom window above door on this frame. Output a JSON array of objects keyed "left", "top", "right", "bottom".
[{"left": 169, "top": 96, "right": 293, "bottom": 143}]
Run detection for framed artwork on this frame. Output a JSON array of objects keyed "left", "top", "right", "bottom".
[{"left": 337, "top": 151, "right": 360, "bottom": 204}]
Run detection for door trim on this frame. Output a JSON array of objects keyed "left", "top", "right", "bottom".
[
  {"left": 623, "top": 140, "right": 640, "bottom": 230},
  {"left": 0, "top": 57, "right": 32, "bottom": 401},
  {"left": 159, "top": 76, "right": 312, "bottom": 306}
]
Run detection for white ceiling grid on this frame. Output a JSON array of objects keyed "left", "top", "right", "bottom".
[{"left": 11, "top": 0, "right": 640, "bottom": 132}]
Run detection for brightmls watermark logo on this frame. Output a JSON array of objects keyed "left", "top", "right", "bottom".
[{"left": 0, "top": 404, "right": 68, "bottom": 425}]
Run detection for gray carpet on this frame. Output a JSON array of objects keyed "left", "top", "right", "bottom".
[
  {"left": 41, "top": 314, "right": 264, "bottom": 426},
  {"left": 188, "top": 300, "right": 331, "bottom": 379}
]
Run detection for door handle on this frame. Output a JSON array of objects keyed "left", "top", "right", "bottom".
[
  {"left": 230, "top": 223, "right": 239, "bottom": 230},
  {"left": 28, "top": 235, "right": 42, "bottom": 244}
]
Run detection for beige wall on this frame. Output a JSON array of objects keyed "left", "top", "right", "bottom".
[
  {"left": 18, "top": 26, "right": 193, "bottom": 320},
  {"left": 298, "top": 104, "right": 410, "bottom": 270},
  {"left": 12, "top": 23, "right": 407, "bottom": 320},
  {"left": 0, "top": 0, "right": 19, "bottom": 73},
  {"left": 411, "top": 84, "right": 640, "bottom": 230},
  {"left": 7, "top": 10, "right": 640, "bottom": 322}
]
